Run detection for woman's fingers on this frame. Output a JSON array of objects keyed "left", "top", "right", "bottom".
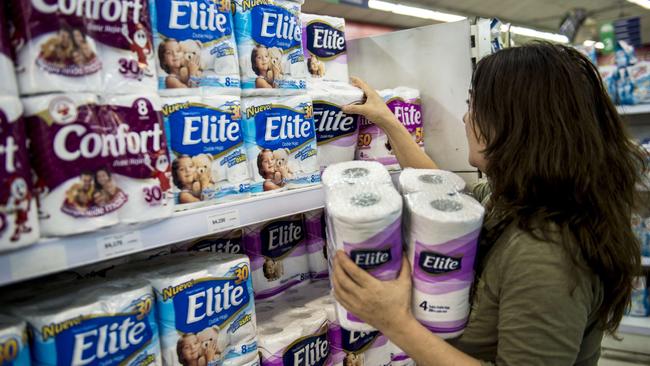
[
  {"left": 398, "top": 256, "right": 412, "bottom": 284},
  {"left": 341, "top": 103, "right": 365, "bottom": 115},
  {"left": 332, "top": 256, "right": 360, "bottom": 295},
  {"left": 350, "top": 76, "right": 373, "bottom": 95},
  {"left": 336, "top": 250, "right": 379, "bottom": 288}
]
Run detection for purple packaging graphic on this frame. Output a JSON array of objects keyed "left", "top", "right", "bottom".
[
  {"left": 0, "top": 96, "right": 39, "bottom": 250},
  {"left": 329, "top": 323, "right": 392, "bottom": 366},
  {"left": 243, "top": 213, "right": 310, "bottom": 299},
  {"left": 301, "top": 14, "right": 348, "bottom": 84},
  {"left": 356, "top": 87, "right": 423, "bottom": 171},
  {"left": 0, "top": 4, "right": 18, "bottom": 96}
]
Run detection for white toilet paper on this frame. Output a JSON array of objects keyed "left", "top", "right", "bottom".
[
  {"left": 326, "top": 184, "right": 403, "bottom": 331},
  {"left": 399, "top": 168, "right": 466, "bottom": 194},
  {"left": 303, "top": 295, "right": 336, "bottom": 323},
  {"left": 148, "top": 254, "right": 258, "bottom": 366},
  {"left": 405, "top": 191, "right": 484, "bottom": 339},
  {"left": 23, "top": 93, "right": 121, "bottom": 236},
  {"left": 233, "top": 0, "right": 307, "bottom": 96},
  {"left": 163, "top": 94, "right": 251, "bottom": 211},
  {"left": 309, "top": 83, "right": 363, "bottom": 170},
  {"left": 389, "top": 342, "right": 415, "bottom": 366},
  {"left": 301, "top": 14, "right": 349, "bottom": 84},
  {"left": 0, "top": 7, "right": 18, "bottom": 97},
  {"left": 0, "top": 96, "right": 39, "bottom": 250},
  {"left": 356, "top": 87, "right": 423, "bottom": 171},
  {"left": 243, "top": 214, "right": 311, "bottom": 299},
  {"left": 20, "top": 279, "right": 162, "bottom": 366},
  {"left": 321, "top": 161, "right": 392, "bottom": 193},
  {"left": 173, "top": 229, "right": 245, "bottom": 255},
  {"left": 99, "top": 94, "right": 174, "bottom": 223},
  {"left": 329, "top": 323, "right": 392, "bottom": 366},
  {"left": 241, "top": 95, "right": 320, "bottom": 193},
  {"left": 151, "top": 0, "right": 240, "bottom": 96},
  {"left": 305, "top": 209, "right": 329, "bottom": 280},
  {"left": 0, "top": 315, "right": 30, "bottom": 366}
]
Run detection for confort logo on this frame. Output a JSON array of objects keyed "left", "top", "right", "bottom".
[
  {"left": 31, "top": 0, "right": 144, "bottom": 23},
  {"left": 0, "top": 112, "right": 18, "bottom": 174}
]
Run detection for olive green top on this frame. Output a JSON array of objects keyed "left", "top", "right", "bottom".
[{"left": 450, "top": 182, "right": 605, "bottom": 366}]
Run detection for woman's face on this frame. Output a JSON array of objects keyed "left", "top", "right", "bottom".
[
  {"left": 73, "top": 30, "right": 84, "bottom": 45},
  {"left": 59, "top": 30, "right": 72, "bottom": 48},
  {"left": 177, "top": 157, "right": 196, "bottom": 187},
  {"left": 96, "top": 170, "right": 110, "bottom": 186},
  {"left": 463, "top": 111, "right": 487, "bottom": 172},
  {"left": 164, "top": 41, "right": 182, "bottom": 70},
  {"left": 181, "top": 335, "right": 200, "bottom": 361},
  {"left": 255, "top": 48, "right": 270, "bottom": 73},
  {"left": 260, "top": 151, "right": 275, "bottom": 178}
]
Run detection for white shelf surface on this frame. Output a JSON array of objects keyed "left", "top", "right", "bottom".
[
  {"left": 0, "top": 185, "right": 325, "bottom": 287},
  {"left": 617, "top": 104, "right": 650, "bottom": 115},
  {"left": 619, "top": 316, "right": 650, "bottom": 336}
]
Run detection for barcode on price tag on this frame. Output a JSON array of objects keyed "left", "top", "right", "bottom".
[
  {"left": 97, "top": 231, "right": 143, "bottom": 259},
  {"left": 207, "top": 209, "right": 240, "bottom": 233}
]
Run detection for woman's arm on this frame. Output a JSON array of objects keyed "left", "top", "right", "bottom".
[{"left": 342, "top": 77, "right": 437, "bottom": 170}]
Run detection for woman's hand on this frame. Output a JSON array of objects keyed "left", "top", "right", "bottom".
[
  {"left": 332, "top": 250, "right": 414, "bottom": 333},
  {"left": 343, "top": 77, "right": 399, "bottom": 129}
]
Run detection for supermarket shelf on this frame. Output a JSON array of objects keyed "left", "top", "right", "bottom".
[
  {"left": 617, "top": 104, "right": 650, "bottom": 115},
  {"left": 619, "top": 316, "right": 650, "bottom": 336},
  {"left": 0, "top": 185, "right": 325, "bottom": 287}
]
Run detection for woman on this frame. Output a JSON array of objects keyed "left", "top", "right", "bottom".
[
  {"left": 93, "top": 168, "right": 120, "bottom": 206},
  {"left": 334, "top": 42, "right": 645, "bottom": 365}
]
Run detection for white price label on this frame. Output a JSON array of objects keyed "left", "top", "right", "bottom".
[
  {"left": 97, "top": 231, "right": 143, "bottom": 259},
  {"left": 207, "top": 209, "right": 240, "bottom": 233}
]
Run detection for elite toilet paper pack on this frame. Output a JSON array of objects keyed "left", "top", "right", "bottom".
[
  {"left": 151, "top": 0, "right": 240, "bottom": 96},
  {"left": 305, "top": 209, "right": 328, "bottom": 280},
  {"left": 399, "top": 168, "right": 466, "bottom": 194},
  {"left": 233, "top": 0, "right": 307, "bottom": 96},
  {"left": 163, "top": 94, "right": 250, "bottom": 210},
  {"left": 242, "top": 95, "right": 320, "bottom": 193},
  {"left": 309, "top": 83, "right": 363, "bottom": 170},
  {"left": 329, "top": 323, "right": 392, "bottom": 366},
  {"left": 173, "top": 229, "right": 245, "bottom": 255},
  {"left": 0, "top": 315, "right": 30, "bottom": 366},
  {"left": 0, "top": 6, "right": 18, "bottom": 97},
  {"left": 0, "top": 96, "right": 39, "bottom": 250},
  {"left": 389, "top": 342, "right": 415, "bottom": 366},
  {"left": 243, "top": 214, "right": 310, "bottom": 299},
  {"left": 321, "top": 161, "right": 392, "bottom": 192},
  {"left": 301, "top": 14, "right": 348, "bottom": 84},
  {"left": 405, "top": 191, "right": 484, "bottom": 338}
]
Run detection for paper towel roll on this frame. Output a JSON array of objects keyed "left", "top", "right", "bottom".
[
  {"left": 23, "top": 93, "right": 121, "bottom": 236},
  {"left": 309, "top": 83, "right": 363, "bottom": 170},
  {"left": 327, "top": 184, "right": 403, "bottom": 331},
  {"left": 399, "top": 168, "right": 466, "bottom": 194},
  {"left": 0, "top": 7, "right": 17, "bottom": 97},
  {"left": 301, "top": 14, "right": 349, "bottom": 84},
  {"left": 99, "top": 94, "right": 174, "bottom": 223},
  {"left": 321, "top": 161, "right": 392, "bottom": 190},
  {"left": 0, "top": 96, "right": 39, "bottom": 249},
  {"left": 0, "top": 315, "right": 30, "bottom": 366},
  {"left": 305, "top": 209, "right": 329, "bottom": 280},
  {"left": 405, "top": 191, "right": 484, "bottom": 339},
  {"left": 329, "top": 322, "right": 392, "bottom": 366}
]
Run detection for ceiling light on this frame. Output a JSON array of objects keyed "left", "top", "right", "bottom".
[
  {"left": 627, "top": 0, "right": 650, "bottom": 10},
  {"left": 583, "top": 40, "right": 596, "bottom": 47},
  {"left": 594, "top": 42, "right": 605, "bottom": 49},
  {"left": 368, "top": 0, "right": 465, "bottom": 22},
  {"left": 501, "top": 24, "right": 569, "bottom": 43}
]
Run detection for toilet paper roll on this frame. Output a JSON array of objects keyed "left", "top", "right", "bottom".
[
  {"left": 405, "top": 191, "right": 484, "bottom": 339},
  {"left": 23, "top": 93, "right": 121, "bottom": 236},
  {"left": 275, "top": 308, "right": 328, "bottom": 335},
  {"left": 0, "top": 315, "right": 30, "bottom": 366},
  {"left": 327, "top": 184, "right": 403, "bottom": 331},
  {"left": 305, "top": 209, "right": 329, "bottom": 280},
  {"left": 241, "top": 95, "right": 320, "bottom": 194},
  {"left": 301, "top": 14, "right": 349, "bottom": 84},
  {"left": 304, "top": 296, "right": 336, "bottom": 323},
  {"left": 258, "top": 326, "right": 304, "bottom": 365},
  {"left": 329, "top": 323, "right": 392, "bottom": 366},
  {"left": 258, "top": 320, "right": 329, "bottom": 366},
  {"left": 243, "top": 214, "right": 311, "bottom": 299},
  {"left": 163, "top": 94, "right": 250, "bottom": 211},
  {"left": 0, "top": 96, "right": 39, "bottom": 250},
  {"left": 233, "top": 0, "right": 307, "bottom": 96},
  {"left": 321, "top": 161, "right": 392, "bottom": 190},
  {"left": 399, "top": 168, "right": 466, "bottom": 194},
  {"left": 151, "top": 0, "right": 240, "bottom": 96},
  {"left": 99, "top": 94, "right": 174, "bottom": 223},
  {"left": 309, "top": 83, "right": 363, "bottom": 170},
  {"left": 0, "top": 7, "right": 18, "bottom": 97},
  {"left": 10, "top": 2, "right": 101, "bottom": 94}
]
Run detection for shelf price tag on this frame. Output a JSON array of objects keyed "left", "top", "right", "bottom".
[
  {"left": 97, "top": 231, "right": 143, "bottom": 259},
  {"left": 207, "top": 209, "right": 240, "bottom": 233}
]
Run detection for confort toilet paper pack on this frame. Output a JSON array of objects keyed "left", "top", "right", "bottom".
[{"left": 0, "top": 6, "right": 18, "bottom": 97}]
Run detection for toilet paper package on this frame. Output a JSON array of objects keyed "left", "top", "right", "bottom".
[
  {"left": 173, "top": 229, "right": 245, "bottom": 255},
  {"left": 0, "top": 315, "right": 30, "bottom": 366},
  {"left": 326, "top": 183, "right": 403, "bottom": 331},
  {"left": 0, "top": 6, "right": 18, "bottom": 97},
  {"left": 23, "top": 93, "right": 121, "bottom": 236},
  {"left": 309, "top": 83, "right": 363, "bottom": 170},
  {"left": 405, "top": 191, "right": 484, "bottom": 338},
  {"left": 321, "top": 161, "right": 392, "bottom": 193},
  {"left": 0, "top": 96, "right": 39, "bottom": 250},
  {"left": 399, "top": 168, "right": 466, "bottom": 194},
  {"left": 629, "top": 276, "right": 649, "bottom": 317},
  {"left": 99, "top": 94, "right": 174, "bottom": 223},
  {"left": 151, "top": 0, "right": 240, "bottom": 96},
  {"left": 243, "top": 214, "right": 311, "bottom": 299},
  {"left": 20, "top": 279, "right": 162, "bottom": 366},
  {"left": 389, "top": 342, "right": 415, "bottom": 366},
  {"left": 305, "top": 209, "right": 328, "bottom": 280},
  {"left": 329, "top": 323, "right": 392, "bottom": 366},
  {"left": 242, "top": 95, "right": 320, "bottom": 193},
  {"left": 233, "top": 0, "right": 307, "bottom": 96},
  {"left": 301, "top": 14, "right": 349, "bottom": 84},
  {"left": 163, "top": 94, "right": 250, "bottom": 210},
  {"left": 356, "top": 87, "right": 423, "bottom": 170},
  {"left": 148, "top": 254, "right": 258, "bottom": 366}
]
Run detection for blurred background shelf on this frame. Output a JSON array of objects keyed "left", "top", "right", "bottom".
[
  {"left": 619, "top": 316, "right": 650, "bottom": 336},
  {"left": 617, "top": 104, "right": 650, "bottom": 116}
]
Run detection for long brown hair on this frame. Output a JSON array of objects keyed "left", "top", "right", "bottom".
[{"left": 471, "top": 42, "right": 645, "bottom": 334}]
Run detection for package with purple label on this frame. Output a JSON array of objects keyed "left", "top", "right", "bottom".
[
  {"left": 326, "top": 183, "right": 403, "bottom": 331},
  {"left": 10, "top": 0, "right": 157, "bottom": 95},
  {"left": 304, "top": 209, "right": 328, "bottom": 280},
  {"left": 329, "top": 322, "right": 392, "bottom": 366},
  {"left": 301, "top": 13, "right": 348, "bottom": 84},
  {"left": 172, "top": 228, "right": 245, "bottom": 255},
  {"left": 0, "top": 96, "right": 39, "bottom": 251},
  {"left": 356, "top": 87, "right": 423, "bottom": 171},
  {"left": 0, "top": 4, "right": 18, "bottom": 96},
  {"left": 243, "top": 213, "right": 310, "bottom": 299},
  {"left": 404, "top": 191, "right": 484, "bottom": 339}
]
